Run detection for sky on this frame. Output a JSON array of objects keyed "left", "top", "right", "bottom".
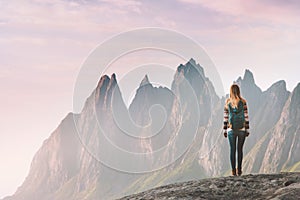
[{"left": 1, "top": 0, "right": 300, "bottom": 198}]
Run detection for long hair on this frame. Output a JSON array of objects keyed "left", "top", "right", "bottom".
[{"left": 229, "top": 84, "right": 243, "bottom": 108}]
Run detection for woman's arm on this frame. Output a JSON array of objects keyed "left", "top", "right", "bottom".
[
  {"left": 244, "top": 100, "right": 250, "bottom": 135},
  {"left": 223, "top": 99, "right": 229, "bottom": 131}
]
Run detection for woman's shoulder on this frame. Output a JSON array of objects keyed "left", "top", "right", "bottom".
[{"left": 241, "top": 98, "right": 247, "bottom": 104}]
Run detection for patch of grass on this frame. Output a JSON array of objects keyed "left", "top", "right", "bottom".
[{"left": 284, "top": 161, "right": 300, "bottom": 172}]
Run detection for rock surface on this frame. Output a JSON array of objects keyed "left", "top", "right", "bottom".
[{"left": 119, "top": 172, "right": 300, "bottom": 200}]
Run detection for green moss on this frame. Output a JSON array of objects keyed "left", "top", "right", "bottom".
[
  {"left": 285, "top": 161, "right": 300, "bottom": 172},
  {"left": 123, "top": 146, "right": 206, "bottom": 197}
]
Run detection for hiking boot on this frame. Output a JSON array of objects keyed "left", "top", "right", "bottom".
[
  {"left": 237, "top": 168, "right": 242, "bottom": 176},
  {"left": 232, "top": 169, "right": 237, "bottom": 176}
]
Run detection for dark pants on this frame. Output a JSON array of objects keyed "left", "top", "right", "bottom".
[{"left": 228, "top": 130, "right": 246, "bottom": 171}]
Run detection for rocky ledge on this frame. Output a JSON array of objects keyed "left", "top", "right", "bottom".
[{"left": 118, "top": 172, "right": 300, "bottom": 200}]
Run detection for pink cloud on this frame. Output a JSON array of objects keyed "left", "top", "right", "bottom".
[{"left": 178, "top": 0, "right": 300, "bottom": 26}]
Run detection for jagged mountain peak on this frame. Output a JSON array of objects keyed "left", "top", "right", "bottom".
[
  {"left": 94, "top": 73, "right": 121, "bottom": 107},
  {"left": 108, "top": 73, "right": 118, "bottom": 89},
  {"left": 243, "top": 69, "right": 255, "bottom": 83},
  {"left": 172, "top": 58, "right": 207, "bottom": 93},
  {"left": 289, "top": 82, "right": 300, "bottom": 117},
  {"left": 97, "top": 74, "right": 110, "bottom": 89},
  {"left": 188, "top": 57, "right": 196, "bottom": 66},
  {"left": 293, "top": 82, "right": 300, "bottom": 94},
  {"left": 111, "top": 73, "right": 117, "bottom": 82},
  {"left": 129, "top": 74, "right": 174, "bottom": 127},
  {"left": 96, "top": 73, "right": 117, "bottom": 89},
  {"left": 267, "top": 80, "right": 287, "bottom": 93},
  {"left": 176, "top": 58, "right": 205, "bottom": 78},
  {"left": 236, "top": 68, "right": 262, "bottom": 95},
  {"left": 139, "top": 74, "right": 151, "bottom": 87}
]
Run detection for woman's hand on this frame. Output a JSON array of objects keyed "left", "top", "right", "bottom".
[
  {"left": 245, "top": 130, "right": 250, "bottom": 137},
  {"left": 224, "top": 130, "right": 227, "bottom": 138}
]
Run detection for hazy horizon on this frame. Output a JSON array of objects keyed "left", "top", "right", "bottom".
[{"left": 1, "top": 0, "right": 300, "bottom": 198}]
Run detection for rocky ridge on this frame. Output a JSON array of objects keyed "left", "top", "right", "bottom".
[{"left": 119, "top": 172, "right": 300, "bottom": 200}]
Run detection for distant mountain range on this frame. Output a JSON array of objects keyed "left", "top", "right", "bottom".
[{"left": 3, "top": 59, "right": 300, "bottom": 200}]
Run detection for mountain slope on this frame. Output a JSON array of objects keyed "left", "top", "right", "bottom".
[
  {"left": 261, "top": 83, "right": 300, "bottom": 173},
  {"left": 121, "top": 58, "right": 220, "bottom": 195},
  {"left": 243, "top": 83, "right": 300, "bottom": 174},
  {"left": 4, "top": 113, "right": 81, "bottom": 200}
]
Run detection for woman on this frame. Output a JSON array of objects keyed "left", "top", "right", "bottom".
[{"left": 223, "top": 84, "right": 250, "bottom": 176}]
